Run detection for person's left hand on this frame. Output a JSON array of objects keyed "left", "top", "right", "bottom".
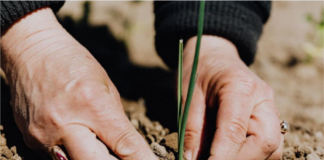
[{"left": 181, "top": 35, "right": 284, "bottom": 160}]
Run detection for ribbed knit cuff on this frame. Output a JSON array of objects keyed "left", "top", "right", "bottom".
[
  {"left": 154, "top": 1, "right": 271, "bottom": 69},
  {"left": 1, "top": 1, "right": 65, "bottom": 27}
]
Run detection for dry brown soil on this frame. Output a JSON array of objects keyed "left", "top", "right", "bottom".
[
  {"left": 1, "top": 126, "right": 22, "bottom": 160},
  {"left": 1, "top": 1, "right": 323, "bottom": 160}
]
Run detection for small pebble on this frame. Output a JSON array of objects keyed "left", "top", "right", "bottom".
[
  {"left": 2, "top": 146, "right": 13, "bottom": 159},
  {"left": 155, "top": 124, "right": 163, "bottom": 132},
  {"left": 160, "top": 130, "right": 166, "bottom": 137},
  {"left": 10, "top": 146, "right": 17, "bottom": 154},
  {"left": 296, "top": 146, "right": 312, "bottom": 157},
  {"left": 151, "top": 142, "right": 167, "bottom": 157},
  {"left": 162, "top": 132, "right": 178, "bottom": 152},
  {"left": 0, "top": 136, "right": 7, "bottom": 146},
  {"left": 283, "top": 150, "right": 296, "bottom": 159},
  {"left": 315, "top": 148, "right": 324, "bottom": 157},
  {"left": 166, "top": 152, "right": 175, "bottom": 160},
  {"left": 315, "top": 131, "right": 323, "bottom": 139},
  {"left": 156, "top": 136, "right": 163, "bottom": 144},
  {"left": 12, "top": 154, "right": 22, "bottom": 160},
  {"left": 146, "top": 134, "right": 155, "bottom": 144},
  {"left": 306, "top": 153, "right": 321, "bottom": 160}
]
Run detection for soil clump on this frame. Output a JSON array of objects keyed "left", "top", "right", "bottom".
[
  {"left": 122, "top": 99, "right": 178, "bottom": 160},
  {"left": 0, "top": 126, "right": 22, "bottom": 160}
]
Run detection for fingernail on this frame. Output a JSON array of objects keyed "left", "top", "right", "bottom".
[
  {"left": 184, "top": 150, "right": 192, "bottom": 160},
  {"left": 52, "top": 146, "right": 68, "bottom": 160},
  {"left": 55, "top": 152, "right": 67, "bottom": 160}
]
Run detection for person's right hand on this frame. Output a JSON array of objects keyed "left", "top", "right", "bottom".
[{"left": 1, "top": 7, "right": 157, "bottom": 160}]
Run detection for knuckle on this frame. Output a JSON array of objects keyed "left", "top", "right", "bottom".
[
  {"left": 238, "top": 76, "right": 257, "bottom": 89},
  {"left": 224, "top": 121, "right": 247, "bottom": 146},
  {"left": 184, "top": 128, "right": 201, "bottom": 142},
  {"left": 260, "top": 136, "right": 280, "bottom": 156},
  {"left": 115, "top": 130, "right": 143, "bottom": 158},
  {"left": 236, "top": 78, "right": 257, "bottom": 96},
  {"left": 229, "top": 69, "right": 256, "bottom": 85},
  {"left": 74, "top": 80, "right": 109, "bottom": 112},
  {"left": 107, "top": 115, "right": 145, "bottom": 158},
  {"left": 78, "top": 82, "right": 102, "bottom": 104}
]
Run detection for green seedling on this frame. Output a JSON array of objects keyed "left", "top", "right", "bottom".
[
  {"left": 177, "top": 1, "right": 205, "bottom": 160},
  {"left": 177, "top": 39, "right": 183, "bottom": 135}
]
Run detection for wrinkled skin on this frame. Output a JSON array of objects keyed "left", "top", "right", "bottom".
[
  {"left": 1, "top": 8, "right": 158, "bottom": 160},
  {"left": 182, "top": 36, "right": 284, "bottom": 160}
]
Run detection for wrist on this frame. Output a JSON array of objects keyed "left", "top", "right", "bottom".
[
  {"left": 1, "top": 7, "right": 63, "bottom": 80},
  {"left": 183, "top": 35, "right": 246, "bottom": 77},
  {"left": 1, "top": 7, "right": 100, "bottom": 86}
]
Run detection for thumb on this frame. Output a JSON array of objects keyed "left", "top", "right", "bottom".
[{"left": 95, "top": 107, "right": 158, "bottom": 160}]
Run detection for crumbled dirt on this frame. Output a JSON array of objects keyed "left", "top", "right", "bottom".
[
  {"left": 0, "top": 1, "right": 323, "bottom": 160},
  {"left": 250, "top": 2, "right": 324, "bottom": 160},
  {"left": 0, "top": 126, "right": 22, "bottom": 160},
  {"left": 281, "top": 123, "right": 324, "bottom": 160},
  {"left": 122, "top": 99, "right": 177, "bottom": 160}
]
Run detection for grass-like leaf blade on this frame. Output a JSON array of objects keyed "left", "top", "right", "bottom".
[
  {"left": 177, "top": 39, "right": 183, "bottom": 136},
  {"left": 178, "top": 1, "right": 205, "bottom": 160}
]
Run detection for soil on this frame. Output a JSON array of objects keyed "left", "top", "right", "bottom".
[
  {"left": 0, "top": 126, "right": 22, "bottom": 160},
  {"left": 250, "top": 2, "right": 324, "bottom": 160},
  {"left": 281, "top": 123, "right": 323, "bottom": 160},
  {"left": 1, "top": 1, "right": 323, "bottom": 160},
  {"left": 122, "top": 99, "right": 178, "bottom": 160}
]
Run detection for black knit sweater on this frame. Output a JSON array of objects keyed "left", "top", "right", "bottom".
[{"left": 1, "top": 1, "right": 271, "bottom": 68}]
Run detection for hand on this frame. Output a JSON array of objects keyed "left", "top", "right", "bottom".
[
  {"left": 182, "top": 36, "right": 283, "bottom": 160},
  {"left": 1, "top": 8, "right": 157, "bottom": 160}
]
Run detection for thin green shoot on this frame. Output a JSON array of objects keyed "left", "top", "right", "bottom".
[
  {"left": 178, "top": 1, "right": 205, "bottom": 160},
  {"left": 177, "top": 39, "right": 184, "bottom": 136}
]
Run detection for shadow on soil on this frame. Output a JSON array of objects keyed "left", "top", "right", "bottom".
[{"left": 1, "top": 2, "right": 176, "bottom": 159}]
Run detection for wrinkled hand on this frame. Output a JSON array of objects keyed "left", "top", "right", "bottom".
[
  {"left": 1, "top": 8, "right": 157, "bottom": 160},
  {"left": 182, "top": 36, "right": 283, "bottom": 160}
]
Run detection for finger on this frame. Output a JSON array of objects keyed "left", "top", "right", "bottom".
[
  {"left": 61, "top": 125, "right": 117, "bottom": 160},
  {"left": 94, "top": 101, "right": 158, "bottom": 160},
  {"left": 183, "top": 88, "right": 207, "bottom": 160},
  {"left": 236, "top": 100, "right": 281, "bottom": 159},
  {"left": 209, "top": 91, "right": 254, "bottom": 160},
  {"left": 267, "top": 134, "right": 284, "bottom": 160}
]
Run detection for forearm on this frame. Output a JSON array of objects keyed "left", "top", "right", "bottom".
[
  {"left": 1, "top": 8, "right": 62, "bottom": 73},
  {"left": 183, "top": 35, "right": 240, "bottom": 69}
]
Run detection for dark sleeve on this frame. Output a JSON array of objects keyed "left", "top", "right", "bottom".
[
  {"left": 154, "top": 1, "right": 271, "bottom": 68},
  {"left": 1, "top": 1, "right": 65, "bottom": 27}
]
